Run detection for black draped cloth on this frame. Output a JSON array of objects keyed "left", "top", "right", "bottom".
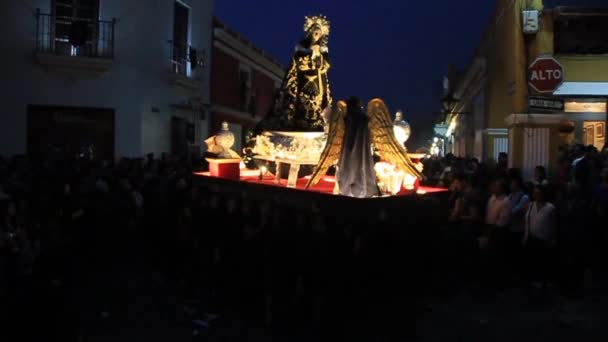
[{"left": 337, "top": 104, "right": 378, "bottom": 198}]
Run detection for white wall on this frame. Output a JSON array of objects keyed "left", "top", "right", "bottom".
[
  {"left": 522, "top": 128, "right": 550, "bottom": 182},
  {"left": 492, "top": 137, "right": 508, "bottom": 162},
  {"left": 473, "top": 92, "right": 485, "bottom": 160},
  {"left": 0, "top": 0, "right": 213, "bottom": 159}
]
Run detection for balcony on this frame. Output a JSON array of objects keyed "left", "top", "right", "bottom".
[
  {"left": 35, "top": 9, "right": 115, "bottom": 73},
  {"left": 168, "top": 41, "right": 205, "bottom": 90}
]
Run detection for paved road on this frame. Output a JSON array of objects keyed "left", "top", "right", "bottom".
[
  {"left": 78, "top": 264, "right": 608, "bottom": 342},
  {"left": 63, "top": 239, "right": 608, "bottom": 342},
  {"left": 417, "top": 287, "right": 608, "bottom": 342}
]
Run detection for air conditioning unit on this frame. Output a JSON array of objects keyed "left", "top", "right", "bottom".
[{"left": 522, "top": 10, "right": 539, "bottom": 34}]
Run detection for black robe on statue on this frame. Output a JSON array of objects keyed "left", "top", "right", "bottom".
[
  {"left": 337, "top": 101, "right": 378, "bottom": 198},
  {"left": 254, "top": 40, "right": 332, "bottom": 134}
]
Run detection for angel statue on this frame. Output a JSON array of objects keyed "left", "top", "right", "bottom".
[
  {"left": 254, "top": 15, "right": 332, "bottom": 133},
  {"left": 305, "top": 97, "right": 423, "bottom": 198}
]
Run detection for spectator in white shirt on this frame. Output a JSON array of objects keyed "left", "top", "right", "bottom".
[
  {"left": 485, "top": 179, "right": 511, "bottom": 228},
  {"left": 524, "top": 185, "right": 556, "bottom": 246},
  {"left": 523, "top": 185, "right": 557, "bottom": 287},
  {"left": 478, "top": 179, "right": 512, "bottom": 290},
  {"left": 479, "top": 179, "right": 511, "bottom": 251}
]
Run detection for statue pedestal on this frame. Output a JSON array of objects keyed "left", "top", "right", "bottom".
[
  {"left": 206, "top": 158, "right": 241, "bottom": 180},
  {"left": 275, "top": 158, "right": 319, "bottom": 188},
  {"left": 253, "top": 131, "right": 326, "bottom": 188}
]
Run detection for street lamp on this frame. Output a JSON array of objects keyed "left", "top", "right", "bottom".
[
  {"left": 438, "top": 94, "right": 468, "bottom": 157},
  {"left": 441, "top": 94, "right": 460, "bottom": 115}
]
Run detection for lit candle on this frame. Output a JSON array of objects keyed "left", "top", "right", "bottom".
[{"left": 259, "top": 166, "right": 267, "bottom": 180}]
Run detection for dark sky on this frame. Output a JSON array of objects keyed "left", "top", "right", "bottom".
[
  {"left": 213, "top": 0, "right": 607, "bottom": 148},
  {"left": 214, "top": 0, "right": 496, "bottom": 149}
]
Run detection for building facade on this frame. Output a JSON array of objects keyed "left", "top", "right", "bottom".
[
  {"left": 436, "top": 0, "right": 608, "bottom": 180},
  {"left": 209, "top": 18, "right": 284, "bottom": 154},
  {"left": 438, "top": 60, "right": 489, "bottom": 160},
  {"left": 509, "top": 4, "right": 608, "bottom": 180},
  {"left": 0, "top": 0, "right": 213, "bottom": 160}
]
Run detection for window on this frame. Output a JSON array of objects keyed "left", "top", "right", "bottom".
[
  {"left": 173, "top": 1, "right": 189, "bottom": 44},
  {"left": 583, "top": 121, "right": 605, "bottom": 151},
  {"left": 54, "top": 0, "right": 99, "bottom": 20},
  {"left": 554, "top": 14, "right": 608, "bottom": 55},
  {"left": 172, "top": 1, "right": 190, "bottom": 75},
  {"left": 239, "top": 65, "right": 252, "bottom": 111},
  {"left": 229, "top": 123, "right": 243, "bottom": 153},
  {"left": 248, "top": 91, "right": 257, "bottom": 116},
  {"left": 52, "top": 0, "right": 99, "bottom": 56},
  {"left": 564, "top": 100, "right": 607, "bottom": 113}
]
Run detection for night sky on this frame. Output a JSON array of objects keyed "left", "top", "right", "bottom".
[
  {"left": 214, "top": 0, "right": 607, "bottom": 149},
  {"left": 214, "top": 0, "right": 496, "bottom": 149}
]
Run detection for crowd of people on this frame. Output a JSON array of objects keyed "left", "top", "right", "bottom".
[
  {"left": 0, "top": 152, "right": 432, "bottom": 341},
  {"left": 422, "top": 143, "right": 608, "bottom": 299},
  {"left": 1, "top": 142, "right": 607, "bottom": 340}
]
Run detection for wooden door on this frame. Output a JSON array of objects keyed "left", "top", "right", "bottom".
[{"left": 27, "top": 105, "right": 114, "bottom": 161}]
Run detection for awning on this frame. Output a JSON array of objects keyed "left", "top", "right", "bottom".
[{"left": 553, "top": 82, "right": 608, "bottom": 96}]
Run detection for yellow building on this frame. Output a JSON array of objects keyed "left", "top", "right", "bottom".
[{"left": 437, "top": 0, "right": 608, "bottom": 180}]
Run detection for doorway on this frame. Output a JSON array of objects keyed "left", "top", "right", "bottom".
[
  {"left": 583, "top": 121, "right": 605, "bottom": 151},
  {"left": 27, "top": 105, "right": 115, "bottom": 161}
]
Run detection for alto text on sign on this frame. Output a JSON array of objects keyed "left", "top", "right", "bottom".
[{"left": 528, "top": 57, "right": 564, "bottom": 93}]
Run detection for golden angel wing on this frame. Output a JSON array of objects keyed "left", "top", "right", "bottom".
[
  {"left": 367, "top": 98, "right": 424, "bottom": 179},
  {"left": 305, "top": 101, "right": 347, "bottom": 188}
]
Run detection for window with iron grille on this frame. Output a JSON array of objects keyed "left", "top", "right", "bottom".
[
  {"left": 171, "top": 1, "right": 191, "bottom": 76},
  {"left": 36, "top": 0, "right": 113, "bottom": 58},
  {"left": 52, "top": 0, "right": 100, "bottom": 56}
]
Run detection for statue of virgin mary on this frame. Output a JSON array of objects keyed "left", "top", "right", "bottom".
[{"left": 254, "top": 15, "right": 333, "bottom": 133}]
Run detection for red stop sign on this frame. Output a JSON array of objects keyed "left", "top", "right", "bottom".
[{"left": 528, "top": 57, "right": 564, "bottom": 93}]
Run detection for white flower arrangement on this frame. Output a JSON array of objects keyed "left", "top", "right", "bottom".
[{"left": 252, "top": 131, "right": 327, "bottom": 162}]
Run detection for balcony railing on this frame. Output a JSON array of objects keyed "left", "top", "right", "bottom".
[
  {"left": 36, "top": 9, "right": 115, "bottom": 59},
  {"left": 169, "top": 40, "right": 205, "bottom": 78}
]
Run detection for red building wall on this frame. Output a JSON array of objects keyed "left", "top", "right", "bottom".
[
  {"left": 251, "top": 69, "right": 278, "bottom": 117},
  {"left": 210, "top": 113, "right": 253, "bottom": 137},
  {"left": 210, "top": 46, "right": 240, "bottom": 109},
  {"left": 210, "top": 40, "right": 284, "bottom": 147},
  {"left": 211, "top": 46, "right": 281, "bottom": 118}
]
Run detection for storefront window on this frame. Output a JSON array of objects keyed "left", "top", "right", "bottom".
[
  {"left": 564, "top": 101, "right": 607, "bottom": 113},
  {"left": 583, "top": 121, "right": 605, "bottom": 151}
]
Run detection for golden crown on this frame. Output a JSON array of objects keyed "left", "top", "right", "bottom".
[{"left": 303, "top": 15, "right": 330, "bottom": 36}]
